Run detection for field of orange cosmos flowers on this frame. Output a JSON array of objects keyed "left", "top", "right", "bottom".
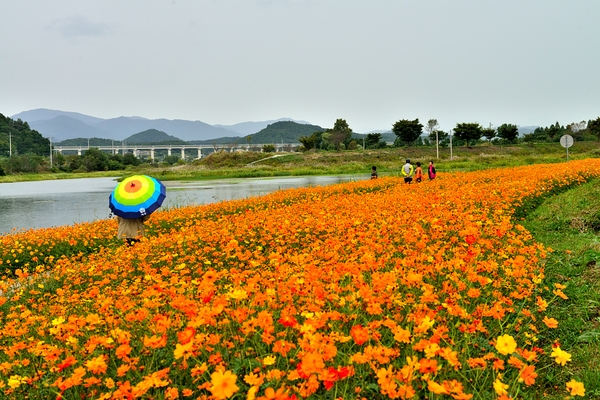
[{"left": 0, "top": 161, "right": 597, "bottom": 399}]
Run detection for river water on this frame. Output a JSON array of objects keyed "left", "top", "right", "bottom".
[{"left": 0, "top": 175, "right": 364, "bottom": 234}]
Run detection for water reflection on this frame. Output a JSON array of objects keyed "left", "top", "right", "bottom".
[{"left": 0, "top": 175, "right": 363, "bottom": 234}]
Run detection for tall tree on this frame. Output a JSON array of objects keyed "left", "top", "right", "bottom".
[
  {"left": 497, "top": 123, "right": 519, "bottom": 143},
  {"left": 298, "top": 135, "right": 316, "bottom": 151},
  {"left": 392, "top": 119, "right": 423, "bottom": 147},
  {"left": 80, "top": 148, "right": 109, "bottom": 172},
  {"left": 481, "top": 124, "right": 496, "bottom": 143},
  {"left": 325, "top": 119, "right": 353, "bottom": 150},
  {"left": 568, "top": 120, "right": 587, "bottom": 140},
  {"left": 429, "top": 130, "right": 448, "bottom": 143},
  {"left": 425, "top": 119, "right": 440, "bottom": 158},
  {"left": 453, "top": 122, "right": 482, "bottom": 147},
  {"left": 588, "top": 117, "right": 600, "bottom": 141},
  {"left": 546, "top": 122, "right": 565, "bottom": 141},
  {"left": 365, "top": 133, "right": 383, "bottom": 149}
]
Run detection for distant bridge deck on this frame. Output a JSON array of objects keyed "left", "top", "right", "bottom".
[{"left": 53, "top": 143, "right": 300, "bottom": 159}]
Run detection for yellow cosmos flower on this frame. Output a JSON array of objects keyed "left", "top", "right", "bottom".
[
  {"left": 493, "top": 377, "right": 509, "bottom": 395},
  {"left": 550, "top": 346, "right": 571, "bottom": 366},
  {"left": 495, "top": 334, "right": 517, "bottom": 355},
  {"left": 427, "top": 380, "right": 448, "bottom": 395},
  {"left": 228, "top": 289, "right": 248, "bottom": 300},
  {"left": 174, "top": 341, "right": 194, "bottom": 360},
  {"left": 566, "top": 379, "right": 585, "bottom": 397},
  {"left": 8, "top": 375, "right": 27, "bottom": 389},
  {"left": 263, "top": 355, "right": 276, "bottom": 366}
]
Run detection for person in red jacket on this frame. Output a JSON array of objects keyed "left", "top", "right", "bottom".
[{"left": 428, "top": 160, "right": 437, "bottom": 180}]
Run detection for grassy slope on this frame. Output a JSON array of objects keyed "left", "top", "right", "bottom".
[{"left": 522, "top": 179, "right": 600, "bottom": 398}]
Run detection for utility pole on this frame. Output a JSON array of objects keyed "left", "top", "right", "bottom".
[
  {"left": 49, "top": 137, "right": 53, "bottom": 168},
  {"left": 9, "top": 131, "right": 12, "bottom": 157},
  {"left": 449, "top": 130, "right": 453, "bottom": 161}
]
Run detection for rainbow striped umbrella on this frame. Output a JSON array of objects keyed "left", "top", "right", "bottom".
[{"left": 109, "top": 175, "right": 166, "bottom": 219}]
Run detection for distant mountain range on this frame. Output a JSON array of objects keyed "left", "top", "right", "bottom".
[
  {"left": 10, "top": 109, "right": 539, "bottom": 144},
  {"left": 10, "top": 109, "right": 315, "bottom": 143}
]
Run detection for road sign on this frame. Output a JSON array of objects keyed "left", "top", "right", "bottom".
[
  {"left": 560, "top": 134, "right": 574, "bottom": 148},
  {"left": 560, "top": 134, "right": 574, "bottom": 161}
]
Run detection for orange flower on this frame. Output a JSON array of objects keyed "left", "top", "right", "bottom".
[
  {"left": 115, "top": 343, "right": 132, "bottom": 359},
  {"left": 542, "top": 316, "right": 558, "bottom": 328},
  {"left": 173, "top": 341, "right": 194, "bottom": 360},
  {"left": 419, "top": 358, "right": 438, "bottom": 374},
  {"left": 57, "top": 356, "right": 77, "bottom": 372},
  {"left": 427, "top": 380, "right": 448, "bottom": 395},
  {"left": 209, "top": 370, "right": 239, "bottom": 399},
  {"left": 165, "top": 387, "right": 179, "bottom": 399},
  {"left": 300, "top": 352, "right": 325, "bottom": 376},
  {"left": 350, "top": 324, "right": 369, "bottom": 345},
  {"left": 177, "top": 327, "right": 196, "bottom": 344},
  {"left": 393, "top": 327, "right": 411, "bottom": 343},
  {"left": 84, "top": 355, "right": 107, "bottom": 375},
  {"left": 143, "top": 334, "right": 167, "bottom": 349},
  {"left": 519, "top": 365, "right": 537, "bottom": 386},
  {"left": 492, "top": 359, "right": 505, "bottom": 371}
]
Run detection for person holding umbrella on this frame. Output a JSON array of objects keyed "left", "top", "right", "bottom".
[
  {"left": 117, "top": 215, "right": 149, "bottom": 245},
  {"left": 109, "top": 175, "right": 166, "bottom": 245}
]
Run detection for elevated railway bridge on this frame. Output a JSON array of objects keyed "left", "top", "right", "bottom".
[{"left": 52, "top": 143, "right": 300, "bottom": 160}]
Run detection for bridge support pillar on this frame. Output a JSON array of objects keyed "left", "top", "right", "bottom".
[
  {"left": 150, "top": 148, "right": 155, "bottom": 160},
  {"left": 168, "top": 148, "right": 171, "bottom": 156},
  {"left": 197, "top": 148, "right": 202, "bottom": 159},
  {"left": 181, "top": 148, "right": 185, "bottom": 159}
]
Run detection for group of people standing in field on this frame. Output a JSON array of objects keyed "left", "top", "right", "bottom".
[{"left": 370, "top": 159, "right": 436, "bottom": 183}]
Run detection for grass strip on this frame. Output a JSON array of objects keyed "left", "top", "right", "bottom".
[{"left": 522, "top": 178, "right": 600, "bottom": 398}]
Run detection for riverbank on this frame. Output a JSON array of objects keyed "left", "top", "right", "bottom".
[{"left": 1, "top": 141, "right": 599, "bottom": 183}]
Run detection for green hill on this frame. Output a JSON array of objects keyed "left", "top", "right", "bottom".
[
  {"left": 188, "top": 136, "right": 244, "bottom": 145},
  {"left": 0, "top": 113, "right": 50, "bottom": 156},
  {"left": 246, "top": 121, "right": 324, "bottom": 143},
  {"left": 124, "top": 129, "right": 185, "bottom": 144},
  {"left": 55, "top": 137, "right": 116, "bottom": 146}
]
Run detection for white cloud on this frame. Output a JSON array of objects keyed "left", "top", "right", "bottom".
[{"left": 48, "top": 15, "right": 112, "bottom": 38}]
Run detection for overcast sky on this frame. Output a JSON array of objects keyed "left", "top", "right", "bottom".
[{"left": 1, "top": 0, "right": 599, "bottom": 132}]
